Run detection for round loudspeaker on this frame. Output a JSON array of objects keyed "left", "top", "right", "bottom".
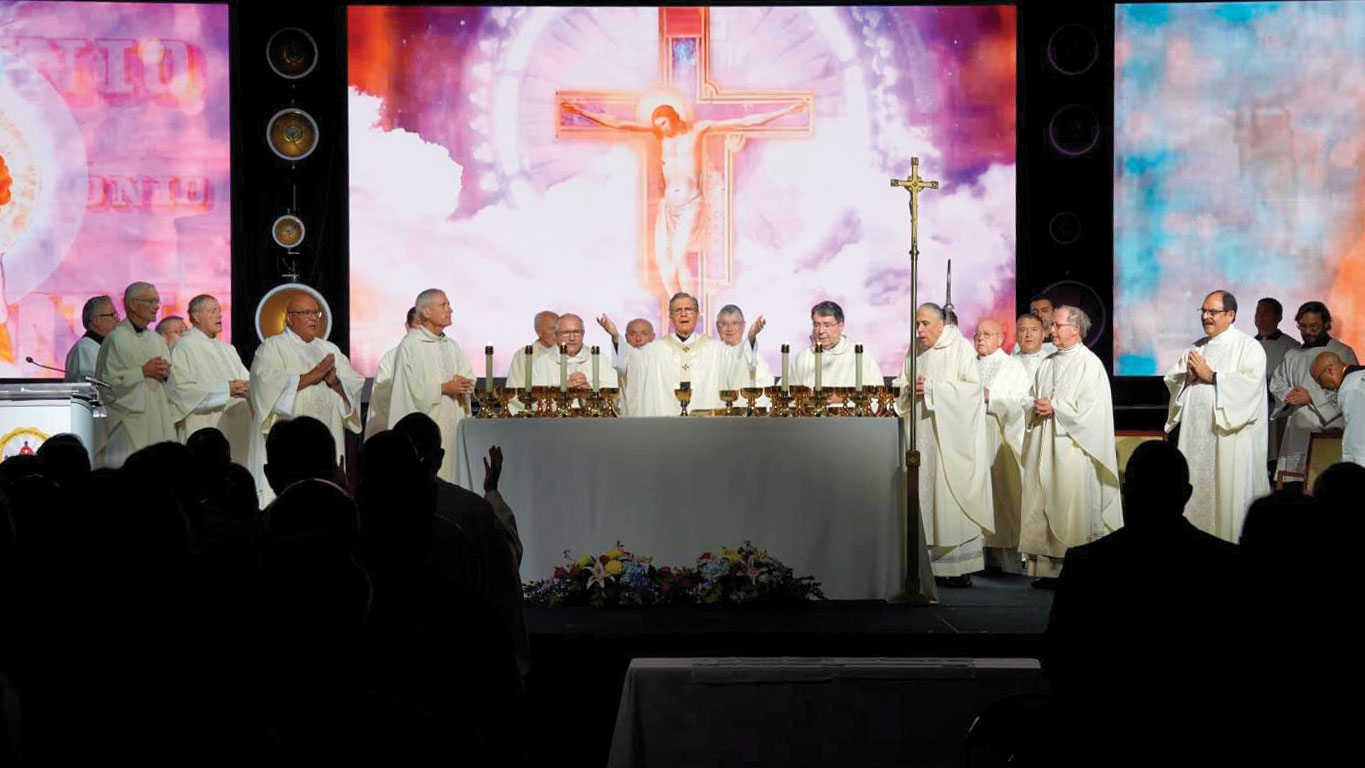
[
  {"left": 255, "top": 282, "right": 332, "bottom": 342},
  {"left": 1046, "top": 24, "right": 1099, "bottom": 76},
  {"left": 1048, "top": 212, "right": 1082, "bottom": 245},
  {"left": 266, "top": 108, "right": 319, "bottom": 161},
  {"left": 1048, "top": 105, "right": 1101, "bottom": 157},
  {"left": 266, "top": 27, "right": 318, "bottom": 80},
  {"left": 1040, "top": 280, "right": 1106, "bottom": 349},
  {"left": 272, "top": 214, "right": 306, "bottom": 248}
]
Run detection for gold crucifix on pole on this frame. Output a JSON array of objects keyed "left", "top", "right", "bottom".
[{"left": 890, "top": 156, "right": 939, "bottom": 604}]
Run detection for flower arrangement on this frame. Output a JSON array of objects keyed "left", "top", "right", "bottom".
[{"left": 524, "top": 541, "right": 825, "bottom": 607}]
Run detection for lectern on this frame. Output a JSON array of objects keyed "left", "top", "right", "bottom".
[{"left": 0, "top": 383, "right": 102, "bottom": 462}]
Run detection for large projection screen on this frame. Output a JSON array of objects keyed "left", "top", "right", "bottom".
[
  {"left": 1115, "top": 1, "right": 1365, "bottom": 375},
  {"left": 0, "top": 1, "right": 232, "bottom": 377},
  {"left": 348, "top": 5, "right": 1016, "bottom": 376}
]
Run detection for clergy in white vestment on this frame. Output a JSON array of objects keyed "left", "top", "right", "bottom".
[
  {"left": 364, "top": 306, "right": 419, "bottom": 440},
  {"left": 1269, "top": 301, "right": 1358, "bottom": 480},
  {"left": 167, "top": 295, "right": 252, "bottom": 465},
  {"left": 156, "top": 316, "right": 186, "bottom": 349},
  {"left": 505, "top": 309, "right": 558, "bottom": 390},
  {"left": 530, "top": 313, "right": 620, "bottom": 394},
  {"left": 94, "top": 282, "right": 185, "bottom": 468},
  {"left": 715, "top": 304, "right": 773, "bottom": 413},
  {"left": 785, "top": 301, "right": 883, "bottom": 395},
  {"left": 598, "top": 293, "right": 763, "bottom": 416},
  {"left": 975, "top": 319, "right": 1031, "bottom": 574},
  {"left": 1311, "top": 352, "right": 1365, "bottom": 467},
  {"left": 1012, "top": 314, "right": 1052, "bottom": 377},
  {"left": 1019, "top": 305, "right": 1122, "bottom": 578},
  {"left": 614, "top": 318, "right": 655, "bottom": 417},
  {"left": 387, "top": 288, "right": 476, "bottom": 482},
  {"left": 1255, "top": 297, "right": 1301, "bottom": 467},
  {"left": 247, "top": 291, "right": 364, "bottom": 505},
  {"left": 1011, "top": 296, "right": 1059, "bottom": 355},
  {"left": 1163, "top": 290, "right": 1268, "bottom": 542},
  {"left": 897, "top": 303, "right": 994, "bottom": 581},
  {"left": 65, "top": 295, "right": 119, "bottom": 383}
]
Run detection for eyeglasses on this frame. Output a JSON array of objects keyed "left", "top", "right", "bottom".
[
  {"left": 557, "top": 329, "right": 584, "bottom": 337},
  {"left": 1198, "top": 308, "right": 1229, "bottom": 317},
  {"left": 96, "top": 312, "right": 118, "bottom": 318},
  {"left": 131, "top": 297, "right": 160, "bottom": 305},
  {"left": 287, "top": 310, "right": 324, "bottom": 319},
  {"left": 1054, "top": 322, "right": 1079, "bottom": 328},
  {"left": 669, "top": 308, "right": 698, "bottom": 316}
]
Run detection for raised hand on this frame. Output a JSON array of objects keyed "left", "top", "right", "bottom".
[
  {"left": 747, "top": 315, "right": 767, "bottom": 342},
  {"left": 483, "top": 445, "right": 504, "bottom": 493},
  {"left": 596, "top": 314, "right": 619, "bottom": 340}
]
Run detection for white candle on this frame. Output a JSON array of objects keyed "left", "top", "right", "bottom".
[
  {"left": 813, "top": 343, "right": 823, "bottom": 393},
  {"left": 523, "top": 345, "right": 533, "bottom": 393},
  {"left": 484, "top": 345, "right": 494, "bottom": 393},
  {"left": 855, "top": 344, "right": 863, "bottom": 391},
  {"left": 559, "top": 344, "right": 568, "bottom": 392},
  {"left": 591, "top": 346, "right": 600, "bottom": 392},
  {"left": 781, "top": 344, "right": 790, "bottom": 393}
]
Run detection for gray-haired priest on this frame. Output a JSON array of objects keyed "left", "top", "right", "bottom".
[
  {"left": 94, "top": 282, "right": 185, "bottom": 468},
  {"left": 248, "top": 290, "right": 364, "bottom": 505},
  {"left": 1163, "top": 289, "right": 1268, "bottom": 542},
  {"left": 168, "top": 294, "right": 252, "bottom": 465},
  {"left": 1019, "top": 305, "right": 1122, "bottom": 579},
  {"left": 975, "top": 319, "right": 1032, "bottom": 573},
  {"left": 530, "top": 313, "right": 619, "bottom": 392},
  {"left": 65, "top": 295, "right": 119, "bottom": 383},
  {"left": 387, "top": 288, "right": 476, "bottom": 481},
  {"left": 899, "top": 302, "right": 994, "bottom": 585},
  {"left": 784, "top": 301, "right": 883, "bottom": 392},
  {"left": 598, "top": 292, "right": 762, "bottom": 416}
]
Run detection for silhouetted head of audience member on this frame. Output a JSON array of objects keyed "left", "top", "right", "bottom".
[
  {"left": 187, "top": 426, "right": 232, "bottom": 470},
  {"left": 359, "top": 430, "right": 434, "bottom": 561},
  {"left": 1312, "top": 461, "right": 1365, "bottom": 508},
  {"left": 264, "top": 416, "right": 339, "bottom": 496},
  {"left": 265, "top": 478, "right": 360, "bottom": 556},
  {"left": 261, "top": 478, "right": 370, "bottom": 633},
  {"left": 220, "top": 463, "right": 260, "bottom": 519},
  {"left": 34, "top": 432, "right": 91, "bottom": 489},
  {"left": 391, "top": 412, "right": 444, "bottom": 479},
  {"left": 1120, "top": 441, "right": 1192, "bottom": 530},
  {"left": 0, "top": 453, "right": 43, "bottom": 491}
]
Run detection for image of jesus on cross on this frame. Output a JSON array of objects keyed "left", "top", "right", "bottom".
[{"left": 561, "top": 98, "right": 806, "bottom": 300}]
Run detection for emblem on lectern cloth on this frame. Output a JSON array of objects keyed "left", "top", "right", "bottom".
[{"left": 1, "top": 426, "right": 50, "bottom": 462}]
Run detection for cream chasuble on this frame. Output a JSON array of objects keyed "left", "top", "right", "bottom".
[
  {"left": 614, "top": 332, "right": 752, "bottom": 416},
  {"left": 168, "top": 326, "right": 252, "bottom": 465},
  {"left": 1339, "top": 369, "right": 1365, "bottom": 467},
  {"left": 978, "top": 349, "right": 1031, "bottom": 561},
  {"left": 387, "top": 327, "right": 475, "bottom": 482},
  {"left": 505, "top": 340, "right": 553, "bottom": 415},
  {"left": 94, "top": 320, "right": 185, "bottom": 468},
  {"left": 64, "top": 335, "right": 101, "bottom": 383},
  {"left": 1164, "top": 326, "right": 1268, "bottom": 542},
  {"left": 530, "top": 347, "right": 619, "bottom": 390},
  {"left": 896, "top": 325, "right": 994, "bottom": 577},
  {"left": 247, "top": 328, "right": 364, "bottom": 505},
  {"left": 1013, "top": 350, "right": 1047, "bottom": 382},
  {"left": 1269, "top": 339, "right": 1357, "bottom": 476},
  {"left": 785, "top": 336, "right": 884, "bottom": 390},
  {"left": 1019, "top": 343, "right": 1122, "bottom": 577},
  {"left": 365, "top": 331, "right": 419, "bottom": 440}
]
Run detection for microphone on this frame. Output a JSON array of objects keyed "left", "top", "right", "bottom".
[
  {"left": 83, "top": 375, "right": 113, "bottom": 390},
  {"left": 24, "top": 356, "right": 66, "bottom": 375}
]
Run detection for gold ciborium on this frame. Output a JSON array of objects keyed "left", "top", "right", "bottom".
[
  {"left": 598, "top": 387, "right": 620, "bottom": 417},
  {"left": 740, "top": 386, "right": 765, "bottom": 417},
  {"left": 718, "top": 389, "right": 739, "bottom": 416},
  {"left": 529, "top": 386, "right": 559, "bottom": 417},
  {"left": 788, "top": 385, "right": 813, "bottom": 417},
  {"left": 765, "top": 386, "right": 794, "bottom": 417},
  {"left": 674, "top": 384, "right": 693, "bottom": 417}
]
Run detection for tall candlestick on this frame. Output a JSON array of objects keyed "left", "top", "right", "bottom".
[
  {"left": 484, "top": 345, "right": 494, "bottom": 393},
  {"left": 813, "top": 343, "right": 823, "bottom": 393},
  {"left": 781, "top": 344, "right": 790, "bottom": 393},
  {"left": 523, "top": 345, "right": 533, "bottom": 393},
  {"left": 559, "top": 344, "right": 568, "bottom": 392},
  {"left": 591, "top": 346, "right": 600, "bottom": 392},
  {"left": 855, "top": 344, "right": 864, "bottom": 391}
]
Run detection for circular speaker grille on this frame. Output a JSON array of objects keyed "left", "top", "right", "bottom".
[
  {"left": 1048, "top": 105, "right": 1101, "bottom": 157},
  {"left": 266, "top": 27, "right": 318, "bottom": 80},
  {"left": 267, "top": 108, "right": 319, "bottom": 161},
  {"left": 1048, "top": 212, "right": 1082, "bottom": 245},
  {"left": 255, "top": 282, "right": 332, "bottom": 342},
  {"left": 1040, "top": 279, "right": 1107, "bottom": 349},
  {"left": 272, "top": 214, "right": 306, "bottom": 248},
  {"left": 1046, "top": 24, "right": 1099, "bottom": 76}
]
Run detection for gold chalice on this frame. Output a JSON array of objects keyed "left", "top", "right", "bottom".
[
  {"left": 741, "top": 386, "right": 764, "bottom": 417},
  {"left": 599, "top": 387, "right": 621, "bottom": 417},
  {"left": 529, "top": 386, "right": 559, "bottom": 417},
  {"left": 674, "top": 385, "right": 693, "bottom": 417},
  {"left": 508, "top": 388, "right": 534, "bottom": 417},
  {"left": 718, "top": 389, "right": 739, "bottom": 416},
  {"left": 765, "top": 386, "right": 793, "bottom": 417},
  {"left": 788, "top": 385, "right": 813, "bottom": 417},
  {"left": 875, "top": 386, "right": 899, "bottom": 417},
  {"left": 850, "top": 388, "right": 873, "bottom": 417}
]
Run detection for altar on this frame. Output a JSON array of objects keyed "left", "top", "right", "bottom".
[{"left": 454, "top": 418, "right": 910, "bottom": 600}]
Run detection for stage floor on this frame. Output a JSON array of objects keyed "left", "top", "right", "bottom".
[{"left": 523, "top": 573, "right": 1053, "bottom": 763}]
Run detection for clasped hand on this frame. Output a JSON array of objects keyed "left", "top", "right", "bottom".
[
  {"left": 1284, "top": 386, "right": 1312, "bottom": 407},
  {"left": 229, "top": 379, "right": 249, "bottom": 398},
  {"left": 1034, "top": 397, "right": 1054, "bottom": 418},
  {"left": 1186, "top": 349, "right": 1215, "bottom": 384},
  {"left": 442, "top": 375, "right": 476, "bottom": 397},
  {"left": 142, "top": 357, "right": 171, "bottom": 381},
  {"left": 304, "top": 354, "right": 336, "bottom": 387}
]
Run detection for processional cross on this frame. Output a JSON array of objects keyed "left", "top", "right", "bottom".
[
  {"left": 890, "top": 156, "right": 939, "bottom": 604},
  {"left": 556, "top": 6, "right": 813, "bottom": 325}
]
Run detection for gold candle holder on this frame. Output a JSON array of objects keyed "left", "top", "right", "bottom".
[
  {"left": 765, "top": 385, "right": 793, "bottom": 417},
  {"left": 850, "top": 389, "right": 873, "bottom": 417},
  {"left": 599, "top": 387, "right": 620, "bottom": 417},
  {"left": 740, "top": 386, "right": 764, "bottom": 417},
  {"left": 876, "top": 386, "right": 899, "bottom": 417},
  {"left": 508, "top": 388, "right": 534, "bottom": 417},
  {"left": 530, "top": 386, "right": 559, "bottom": 417},
  {"left": 674, "top": 385, "right": 693, "bottom": 417},
  {"left": 788, "top": 385, "right": 813, "bottom": 417}
]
